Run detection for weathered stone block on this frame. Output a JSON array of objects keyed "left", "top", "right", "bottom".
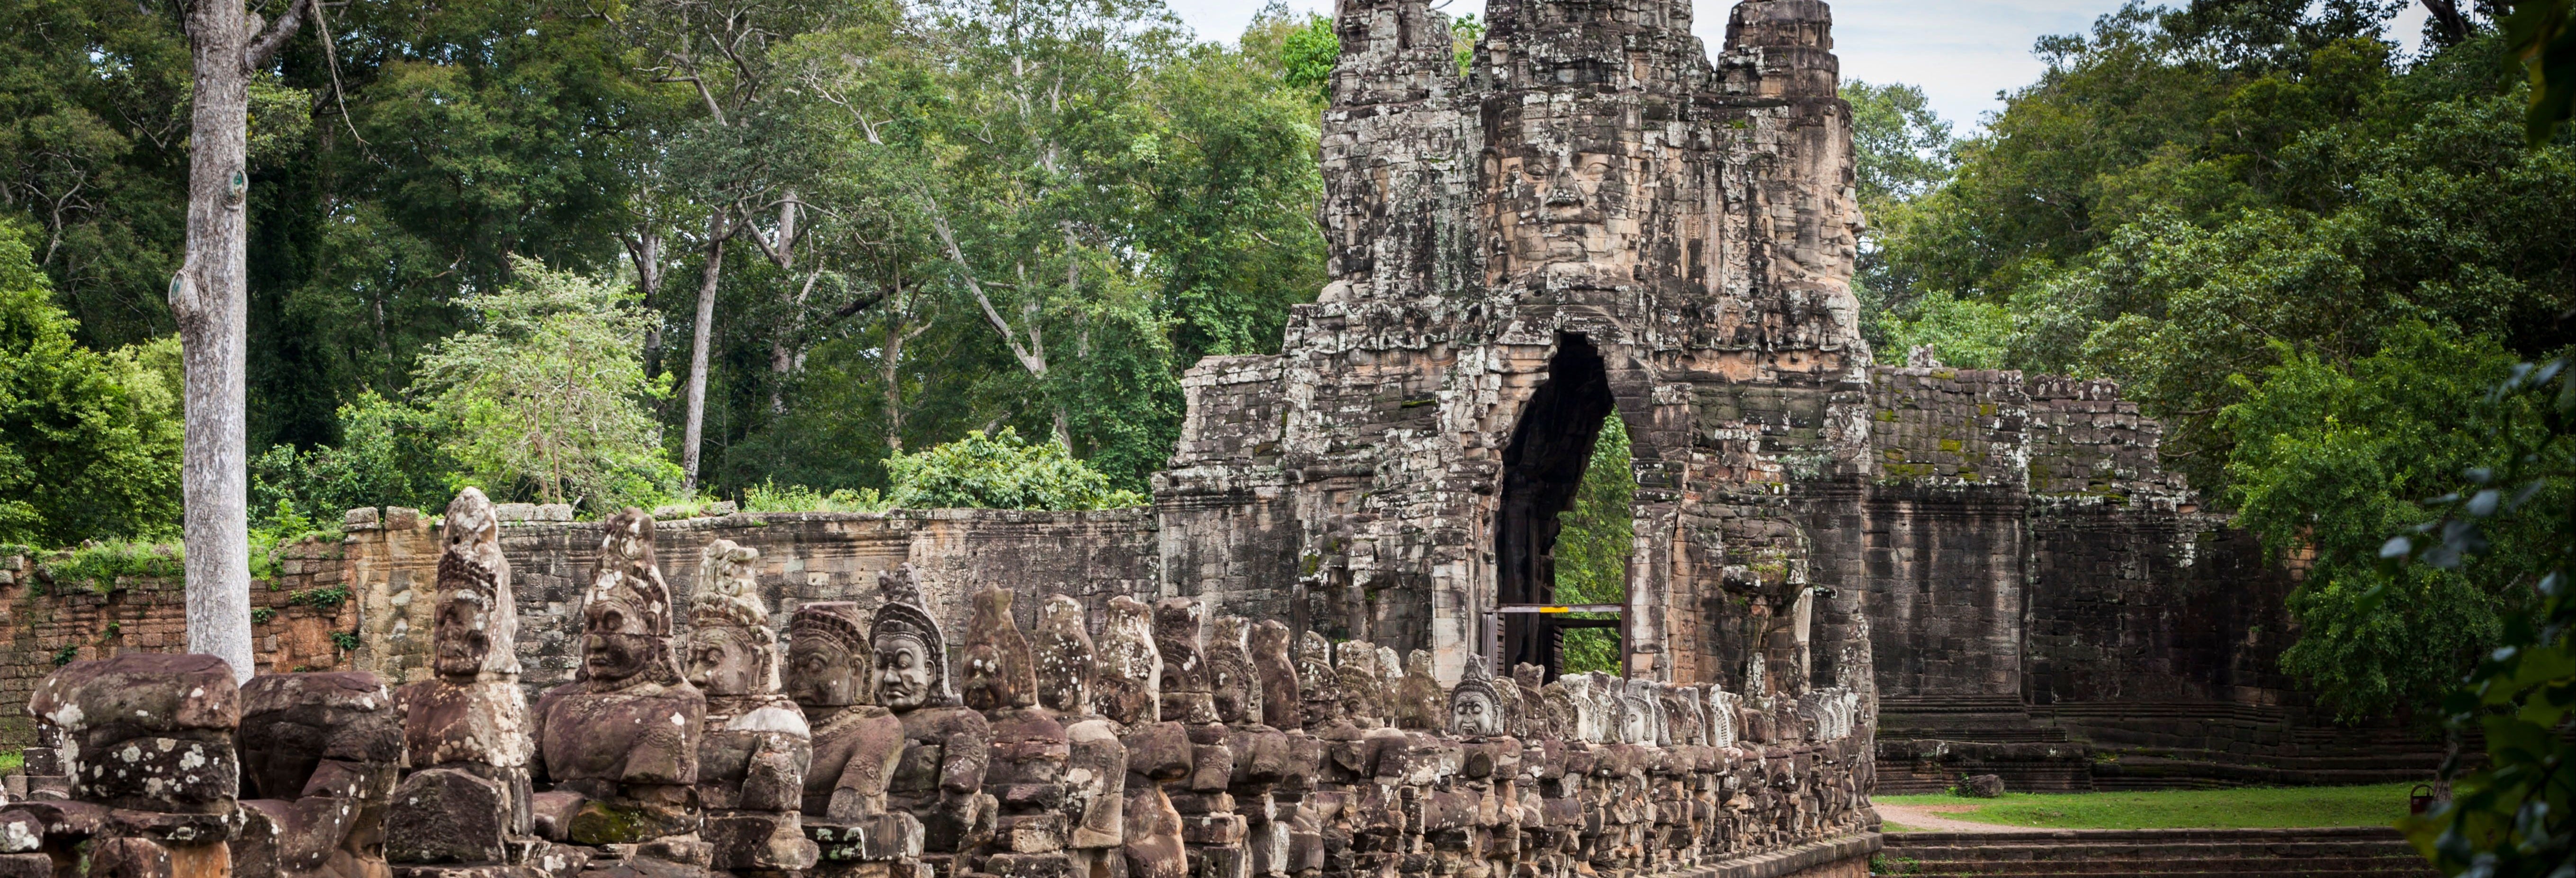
[{"left": 384, "top": 768, "right": 508, "bottom": 864}]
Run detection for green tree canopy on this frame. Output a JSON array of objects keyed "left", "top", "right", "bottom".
[
  {"left": 886, "top": 427, "right": 1145, "bottom": 511},
  {"left": 0, "top": 221, "right": 181, "bottom": 546},
  {"left": 412, "top": 258, "right": 677, "bottom": 511}
]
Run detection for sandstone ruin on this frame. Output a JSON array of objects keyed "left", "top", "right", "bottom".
[{"left": 0, "top": 0, "right": 2403, "bottom": 875}]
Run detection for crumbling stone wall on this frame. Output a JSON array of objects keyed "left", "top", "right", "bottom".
[
  {"left": 0, "top": 540, "right": 358, "bottom": 746},
  {"left": 341, "top": 506, "right": 1160, "bottom": 697}
]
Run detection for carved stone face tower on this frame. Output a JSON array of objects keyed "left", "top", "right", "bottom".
[{"left": 1153, "top": 0, "right": 1872, "bottom": 720}]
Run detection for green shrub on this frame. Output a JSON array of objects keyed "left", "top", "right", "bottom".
[
  {"left": 741, "top": 481, "right": 892, "bottom": 514},
  {"left": 885, "top": 429, "right": 1145, "bottom": 511},
  {"left": 288, "top": 586, "right": 351, "bottom": 612},
  {"left": 41, "top": 541, "right": 181, "bottom": 593}
]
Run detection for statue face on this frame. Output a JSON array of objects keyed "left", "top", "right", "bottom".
[
  {"left": 687, "top": 627, "right": 756, "bottom": 697},
  {"left": 874, "top": 632, "right": 933, "bottom": 711},
  {"left": 582, "top": 596, "right": 655, "bottom": 681},
  {"left": 1452, "top": 691, "right": 1500, "bottom": 737},
  {"left": 787, "top": 638, "right": 857, "bottom": 708},
  {"left": 432, "top": 589, "right": 493, "bottom": 679},
  {"left": 583, "top": 632, "right": 649, "bottom": 682},
  {"left": 1496, "top": 150, "right": 1631, "bottom": 269},
  {"left": 1618, "top": 699, "right": 1650, "bottom": 744}
]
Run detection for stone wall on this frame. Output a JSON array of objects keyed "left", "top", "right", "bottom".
[
  {"left": 343, "top": 506, "right": 1161, "bottom": 696},
  {"left": 0, "top": 539, "right": 359, "bottom": 745}
]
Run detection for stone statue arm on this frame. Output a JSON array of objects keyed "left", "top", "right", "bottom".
[
  {"left": 826, "top": 722, "right": 902, "bottom": 822},
  {"left": 938, "top": 726, "right": 989, "bottom": 795}
]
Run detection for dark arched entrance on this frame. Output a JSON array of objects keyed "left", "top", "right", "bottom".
[{"left": 1493, "top": 334, "right": 1622, "bottom": 677}]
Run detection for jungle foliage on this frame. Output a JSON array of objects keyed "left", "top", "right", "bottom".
[
  {"left": 0, "top": 0, "right": 1330, "bottom": 536},
  {"left": 1850, "top": 0, "right": 2576, "bottom": 721}
]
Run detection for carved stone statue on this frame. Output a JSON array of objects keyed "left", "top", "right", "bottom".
[
  {"left": 1204, "top": 616, "right": 1261, "bottom": 726},
  {"left": 1152, "top": 598, "right": 1217, "bottom": 725},
  {"left": 1293, "top": 631, "right": 1343, "bottom": 734},
  {"left": 1032, "top": 596, "right": 1096, "bottom": 717},
  {"left": 233, "top": 671, "right": 402, "bottom": 878},
  {"left": 1094, "top": 596, "right": 1162, "bottom": 727},
  {"left": 532, "top": 507, "right": 707, "bottom": 862},
  {"left": 1447, "top": 663, "right": 1502, "bottom": 739},
  {"left": 1034, "top": 597, "right": 1128, "bottom": 861},
  {"left": 1248, "top": 621, "right": 1301, "bottom": 731},
  {"left": 688, "top": 538, "right": 819, "bottom": 874},
  {"left": 790, "top": 601, "right": 919, "bottom": 869},
  {"left": 388, "top": 488, "right": 551, "bottom": 875},
  {"left": 1392, "top": 649, "right": 1444, "bottom": 731},
  {"left": 7, "top": 654, "right": 242, "bottom": 878},
  {"left": 969, "top": 588, "right": 1103, "bottom": 878},
  {"left": 1334, "top": 641, "right": 1383, "bottom": 729},
  {"left": 871, "top": 564, "right": 997, "bottom": 864}
]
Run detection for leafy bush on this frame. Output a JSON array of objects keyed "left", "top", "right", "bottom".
[
  {"left": 411, "top": 258, "right": 678, "bottom": 513},
  {"left": 886, "top": 428, "right": 1145, "bottom": 511},
  {"left": 0, "top": 221, "right": 183, "bottom": 547},
  {"left": 41, "top": 540, "right": 181, "bottom": 594},
  {"left": 2221, "top": 324, "right": 2541, "bottom": 719},
  {"left": 287, "top": 586, "right": 352, "bottom": 612},
  {"left": 741, "top": 481, "right": 891, "bottom": 514},
  {"left": 252, "top": 391, "right": 455, "bottom": 529}
]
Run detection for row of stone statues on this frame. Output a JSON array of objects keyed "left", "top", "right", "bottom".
[{"left": 0, "top": 488, "right": 1871, "bottom": 878}]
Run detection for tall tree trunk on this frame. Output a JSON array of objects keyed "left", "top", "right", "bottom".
[
  {"left": 682, "top": 220, "right": 727, "bottom": 493},
  {"left": 174, "top": 0, "right": 304, "bottom": 682},
  {"left": 626, "top": 225, "right": 666, "bottom": 380}
]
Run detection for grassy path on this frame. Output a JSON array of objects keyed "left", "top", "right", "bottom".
[{"left": 1875, "top": 783, "right": 2423, "bottom": 831}]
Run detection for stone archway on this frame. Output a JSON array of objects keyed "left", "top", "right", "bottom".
[{"left": 1494, "top": 334, "right": 1623, "bottom": 676}]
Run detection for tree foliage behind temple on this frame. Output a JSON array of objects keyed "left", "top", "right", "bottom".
[
  {"left": 1854, "top": 1, "right": 2576, "bottom": 720},
  {"left": 0, "top": 0, "right": 1328, "bottom": 536}
]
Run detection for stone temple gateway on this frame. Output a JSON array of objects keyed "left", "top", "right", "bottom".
[{"left": 1160, "top": 0, "right": 1876, "bottom": 697}]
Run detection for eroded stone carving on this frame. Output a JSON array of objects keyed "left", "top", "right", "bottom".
[
  {"left": 871, "top": 564, "right": 996, "bottom": 867},
  {"left": 690, "top": 538, "right": 820, "bottom": 874},
  {"left": 388, "top": 487, "right": 561, "bottom": 877},
  {"left": 233, "top": 671, "right": 401, "bottom": 878}
]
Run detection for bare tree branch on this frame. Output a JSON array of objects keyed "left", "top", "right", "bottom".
[{"left": 242, "top": 0, "right": 310, "bottom": 71}]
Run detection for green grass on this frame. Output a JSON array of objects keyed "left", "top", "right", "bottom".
[
  {"left": 1876, "top": 783, "right": 2420, "bottom": 830},
  {"left": 0, "top": 749, "right": 21, "bottom": 772}
]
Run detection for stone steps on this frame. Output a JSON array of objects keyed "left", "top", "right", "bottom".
[{"left": 1876, "top": 827, "right": 2436, "bottom": 877}]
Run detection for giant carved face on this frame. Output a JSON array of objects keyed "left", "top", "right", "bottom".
[
  {"left": 1452, "top": 690, "right": 1500, "bottom": 738},
  {"left": 1495, "top": 149, "right": 1632, "bottom": 270},
  {"left": 787, "top": 637, "right": 858, "bottom": 708},
  {"left": 688, "top": 626, "right": 757, "bottom": 697},
  {"left": 433, "top": 589, "right": 493, "bottom": 680},
  {"left": 583, "top": 597, "right": 654, "bottom": 682},
  {"left": 874, "top": 630, "right": 933, "bottom": 711}
]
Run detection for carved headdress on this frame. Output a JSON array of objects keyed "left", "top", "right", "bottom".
[
  {"left": 692, "top": 539, "right": 780, "bottom": 694},
  {"left": 1448, "top": 659, "right": 1502, "bottom": 737},
  {"left": 434, "top": 487, "right": 521, "bottom": 680},
  {"left": 579, "top": 507, "right": 682, "bottom": 686},
  {"left": 587, "top": 508, "right": 674, "bottom": 636},
  {"left": 870, "top": 564, "right": 954, "bottom": 707}
]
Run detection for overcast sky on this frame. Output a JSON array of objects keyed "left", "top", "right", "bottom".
[{"left": 1167, "top": 0, "right": 2436, "bottom": 131}]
